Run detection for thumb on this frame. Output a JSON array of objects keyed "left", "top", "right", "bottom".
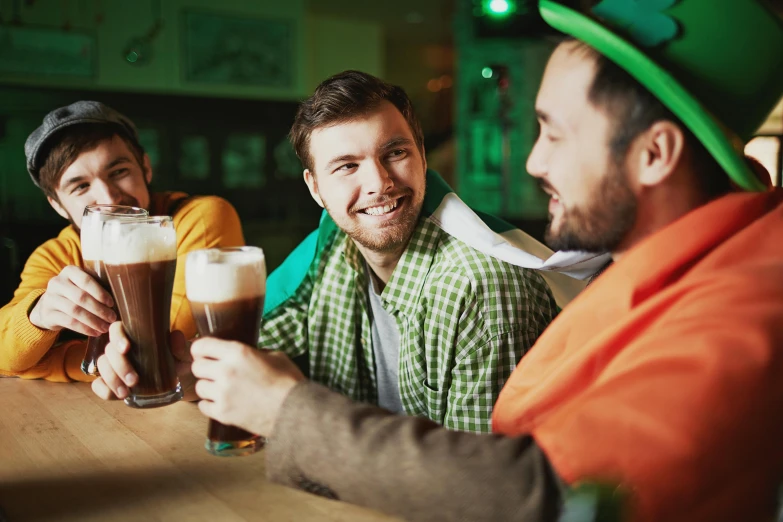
[{"left": 170, "top": 330, "right": 192, "bottom": 363}]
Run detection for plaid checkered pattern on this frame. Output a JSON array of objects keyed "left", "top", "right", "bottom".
[{"left": 259, "top": 217, "right": 558, "bottom": 433}]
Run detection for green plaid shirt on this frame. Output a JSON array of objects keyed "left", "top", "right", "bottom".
[{"left": 260, "top": 217, "right": 558, "bottom": 433}]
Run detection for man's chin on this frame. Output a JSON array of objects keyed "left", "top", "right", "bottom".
[
  {"left": 546, "top": 224, "right": 623, "bottom": 254},
  {"left": 351, "top": 227, "right": 404, "bottom": 251},
  {"left": 64, "top": 211, "right": 82, "bottom": 234},
  {"left": 349, "top": 218, "right": 416, "bottom": 252},
  {"left": 544, "top": 221, "right": 564, "bottom": 248},
  {"left": 545, "top": 223, "right": 585, "bottom": 253}
]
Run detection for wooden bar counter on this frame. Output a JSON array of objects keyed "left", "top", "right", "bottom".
[{"left": 0, "top": 379, "right": 399, "bottom": 522}]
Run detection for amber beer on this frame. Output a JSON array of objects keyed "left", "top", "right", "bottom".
[
  {"left": 186, "top": 247, "right": 266, "bottom": 457},
  {"left": 103, "top": 216, "right": 182, "bottom": 408},
  {"left": 80, "top": 205, "right": 148, "bottom": 376}
]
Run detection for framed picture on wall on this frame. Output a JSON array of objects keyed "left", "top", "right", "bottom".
[
  {"left": 181, "top": 10, "right": 294, "bottom": 88},
  {"left": 0, "top": 26, "right": 96, "bottom": 78},
  {"left": 222, "top": 133, "right": 266, "bottom": 188},
  {"left": 179, "top": 135, "right": 211, "bottom": 180}
]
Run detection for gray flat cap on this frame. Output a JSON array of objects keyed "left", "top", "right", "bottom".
[{"left": 24, "top": 101, "right": 139, "bottom": 187}]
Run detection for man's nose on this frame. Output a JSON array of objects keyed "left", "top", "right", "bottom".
[
  {"left": 526, "top": 139, "right": 547, "bottom": 180},
  {"left": 93, "top": 180, "right": 124, "bottom": 205},
  {"left": 362, "top": 161, "right": 394, "bottom": 195}
]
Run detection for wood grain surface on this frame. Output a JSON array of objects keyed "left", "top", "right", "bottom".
[{"left": 0, "top": 379, "right": 399, "bottom": 522}]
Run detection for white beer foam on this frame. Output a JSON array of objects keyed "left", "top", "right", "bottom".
[
  {"left": 80, "top": 213, "right": 103, "bottom": 261},
  {"left": 103, "top": 221, "right": 177, "bottom": 265},
  {"left": 186, "top": 251, "right": 266, "bottom": 303}
]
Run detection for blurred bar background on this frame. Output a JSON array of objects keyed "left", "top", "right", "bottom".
[{"left": 1, "top": 0, "right": 781, "bottom": 305}]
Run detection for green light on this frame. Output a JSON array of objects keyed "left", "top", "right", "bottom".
[
  {"left": 490, "top": 0, "right": 509, "bottom": 13},
  {"left": 481, "top": 67, "right": 493, "bottom": 79},
  {"left": 484, "top": 0, "right": 515, "bottom": 17},
  {"left": 125, "top": 50, "right": 139, "bottom": 63}
]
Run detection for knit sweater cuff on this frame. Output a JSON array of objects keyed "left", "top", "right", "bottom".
[{"left": 13, "top": 289, "right": 60, "bottom": 351}]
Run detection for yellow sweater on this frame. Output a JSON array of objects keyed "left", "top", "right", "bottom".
[{"left": 0, "top": 192, "right": 245, "bottom": 382}]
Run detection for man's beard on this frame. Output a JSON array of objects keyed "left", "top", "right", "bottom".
[
  {"left": 323, "top": 189, "right": 424, "bottom": 254},
  {"left": 544, "top": 161, "right": 637, "bottom": 253}
]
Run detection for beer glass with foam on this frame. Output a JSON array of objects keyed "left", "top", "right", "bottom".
[
  {"left": 103, "top": 216, "right": 182, "bottom": 408},
  {"left": 185, "top": 247, "right": 266, "bottom": 456},
  {"left": 80, "top": 204, "right": 148, "bottom": 376}
]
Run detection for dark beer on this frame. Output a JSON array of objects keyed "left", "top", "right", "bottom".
[
  {"left": 81, "top": 259, "right": 112, "bottom": 376},
  {"left": 106, "top": 259, "right": 179, "bottom": 399},
  {"left": 103, "top": 216, "right": 181, "bottom": 408},
  {"left": 191, "top": 296, "right": 264, "bottom": 446},
  {"left": 186, "top": 246, "right": 266, "bottom": 457}
]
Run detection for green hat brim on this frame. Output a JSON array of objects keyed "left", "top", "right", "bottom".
[{"left": 540, "top": 0, "right": 766, "bottom": 192}]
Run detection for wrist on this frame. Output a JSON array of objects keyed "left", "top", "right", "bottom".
[
  {"left": 266, "top": 377, "right": 303, "bottom": 438},
  {"left": 27, "top": 297, "right": 47, "bottom": 330}
]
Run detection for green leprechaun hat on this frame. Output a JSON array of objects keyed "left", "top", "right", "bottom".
[{"left": 539, "top": 0, "right": 783, "bottom": 191}]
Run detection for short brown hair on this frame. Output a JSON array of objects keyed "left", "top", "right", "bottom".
[
  {"left": 38, "top": 122, "right": 146, "bottom": 201},
  {"left": 565, "top": 39, "right": 731, "bottom": 199},
  {"left": 289, "top": 70, "right": 424, "bottom": 173}
]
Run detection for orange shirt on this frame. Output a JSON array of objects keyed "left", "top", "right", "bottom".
[
  {"left": 493, "top": 190, "right": 783, "bottom": 522},
  {"left": 0, "top": 193, "right": 244, "bottom": 382}
]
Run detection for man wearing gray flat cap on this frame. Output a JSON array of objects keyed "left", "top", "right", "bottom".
[{"left": 0, "top": 101, "right": 245, "bottom": 383}]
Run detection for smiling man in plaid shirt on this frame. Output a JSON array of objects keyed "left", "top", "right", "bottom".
[{"left": 255, "top": 70, "right": 559, "bottom": 432}]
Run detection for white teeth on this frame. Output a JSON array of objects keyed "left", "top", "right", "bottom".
[
  {"left": 363, "top": 200, "right": 398, "bottom": 216},
  {"left": 551, "top": 194, "right": 560, "bottom": 202}
]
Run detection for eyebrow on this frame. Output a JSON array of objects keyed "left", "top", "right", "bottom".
[
  {"left": 324, "top": 137, "right": 415, "bottom": 171},
  {"left": 59, "top": 157, "right": 133, "bottom": 191},
  {"left": 60, "top": 175, "right": 89, "bottom": 192},
  {"left": 536, "top": 109, "right": 566, "bottom": 132},
  {"left": 380, "top": 136, "right": 414, "bottom": 151},
  {"left": 103, "top": 156, "right": 133, "bottom": 171},
  {"left": 325, "top": 153, "right": 361, "bottom": 171}
]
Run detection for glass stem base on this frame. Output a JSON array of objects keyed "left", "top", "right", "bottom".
[
  {"left": 124, "top": 383, "right": 183, "bottom": 409},
  {"left": 205, "top": 436, "right": 266, "bottom": 457},
  {"left": 81, "top": 360, "right": 99, "bottom": 377}
]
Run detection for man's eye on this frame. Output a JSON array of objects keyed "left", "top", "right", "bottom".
[
  {"left": 387, "top": 149, "right": 407, "bottom": 159},
  {"left": 110, "top": 168, "right": 129, "bottom": 178},
  {"left": 336, "top": 163, "right": 358, "bottom": 172},
  {"left": 72, "top": 183, "right": 89, "bottom": 194}
]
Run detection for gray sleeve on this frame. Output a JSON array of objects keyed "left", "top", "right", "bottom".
[{"left": 266, "top": 381, "right": 564, "bottom": 522}]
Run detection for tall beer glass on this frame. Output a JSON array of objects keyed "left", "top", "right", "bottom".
[
  {"left": 103, "top": 216, "right": 182, "bottom": 408},
  {"left": 185, "top": 247, "right": 266, "bottom": 456},
  {"left": 80, "top": 205, "right": 148, "bottom": 376}
]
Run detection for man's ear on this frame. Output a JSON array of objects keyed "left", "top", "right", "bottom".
[
  {"left": 634, "top": 121, "right": 685, "bottom": 189},
  {"left": 303, "top": 169, "right": 324, "bottom": 208},
  {"left": 143, "top": 153, "right": 153, "bottom": 185},
  {"left": 47, "top": 195, "right": 70, "bottom": 221}
]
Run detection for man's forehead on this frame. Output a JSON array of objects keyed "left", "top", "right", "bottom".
[
  {"left": 536, "top": 43, "right": 598, "bottom": 122},
  {"left": 545, "top": 43, "right": 596, "bottom": 90},
  {"left": 67, "top": 135, "right": 132, "bottom": 163},
  {"left": 310, "top": 104, "right": 413, "bottom": 156}
]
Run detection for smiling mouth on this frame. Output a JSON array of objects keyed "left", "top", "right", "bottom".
[
  {"left": 359, "top": 197, "right": 403, "bottom": 216},
  {"left": 541, "top": 186, "right": 561, "bottom": 203}
]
